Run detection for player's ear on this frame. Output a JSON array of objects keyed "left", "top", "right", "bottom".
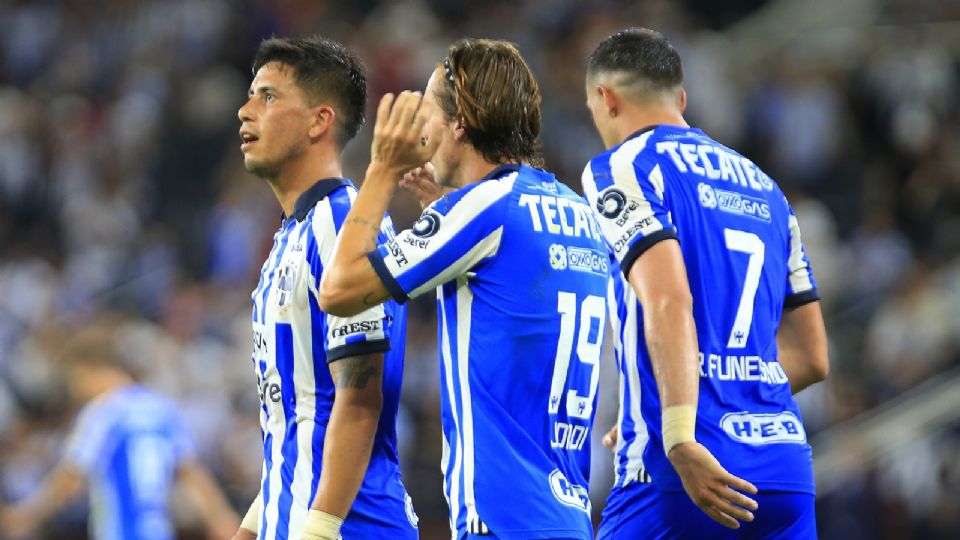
[
  {"left": 309, "top": 105, "right": 336, "bottom": 140},
  {"left": 452, "top": 115, "right": 467, "bottom": 142},
  {"left": 678, "top": 88, "right": 687, "bottom": 114},
  {"left": 598, "top": 85, "right": 618, "bottom": 118}
]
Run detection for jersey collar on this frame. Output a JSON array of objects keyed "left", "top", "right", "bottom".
[
  {"left": 622, "top": 125, "right": 658, "bottom": 144},
  {"left": 289, "top": 178, "right": 352, "bottom": 222},
  {"left": 479, "top": 163, "right": 522, "bottom": 182}
]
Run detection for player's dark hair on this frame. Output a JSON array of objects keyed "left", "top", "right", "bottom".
[
  {"left": 587, "top": 28, "right": 684, "bottom": 90},
  {"left": 435, "top": 38, "right": 542, "bottom": 166},
  {"left": 253, "top": 35, "right": 367, "bottom": 149}
]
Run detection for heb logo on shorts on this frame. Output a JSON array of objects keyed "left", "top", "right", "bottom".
[
  {"left": 548, "top": 469, "right": 591, "bottom": 515},
  {"left": 720, "top": 411, "right": 807, "bottom": 445},
  {"left": 698, "top": 183, "right": 771, "bottom": 222}
]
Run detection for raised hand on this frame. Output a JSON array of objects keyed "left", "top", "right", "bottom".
[
  {"left": 667, "top": 441, "right": 759, "bottom": 529},
  {"left": 400, "top": 162, "right": 446, "bottom": 209},
  {"left": 370, "top": 91, "right": 439, "bottom": 176}
]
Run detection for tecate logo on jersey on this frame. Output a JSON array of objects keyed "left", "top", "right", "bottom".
[
  {"left": 548, "top": 470, "right": 591, "bottom": 514},
  {"left": 697, "top": 183, "right": 771, "bottom": 222},
  {"left": 719, "top": 411, "right": 807, "bottom": 445}
]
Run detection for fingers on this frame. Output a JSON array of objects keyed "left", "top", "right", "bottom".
[
  {"left": 374, "top": 93, "right": 395, "bottom": 135},
  {"left": 703, "top": 505, "right": 741, "bottom": 529},
  {"left": 721, "top": 485, "right": 758, "bottom": 511},
  {"left": 394, "top": 91, "right": 422, "bottom": 128},
  {"left": 724, "top": 473, "right": 758, "bottom": 495},
  {"left": 711, "top": 492, "right": 755, "bottom": 523},
  {"left": 423, "top": 161, "right": 435, "bottom": 177},
  {"left": 602, "top": 425, "right": 618, "bottom": 449}
]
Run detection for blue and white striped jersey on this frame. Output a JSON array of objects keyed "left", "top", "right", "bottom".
[
  {"left": 251, "top": 178, "right": 415, "bottom": 540},
  {"left": 582, "top": 126, "right": 819, "bottom": 494},
  {"left": 368, "top": 164, "right": 608, "bottom": 540},
  {"left": 63, "top": 385, "right": 194, "bottom": 540}
]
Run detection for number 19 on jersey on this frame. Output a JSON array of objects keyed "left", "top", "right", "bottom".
[{"left": 549, "top": 291, "right": 605, "bottom": 450}]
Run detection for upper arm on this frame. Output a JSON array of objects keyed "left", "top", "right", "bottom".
[
  {"left": 778, "top": 300, "right": 828, "bottom": 368},
  {"left": 582, "top": 139, "right": 677, "bottom": 278},
  {"left": 784, "top": 202, "right": 819, "bottom": 307},
  {"left": 366, "top": 181, "right": 511, "bottom": 302},
  {"left": 626, "top": 238, "right": 692, "bottom": 310},
  {"left": 328, "top": 353, "right": 385, "bottom": 407}
]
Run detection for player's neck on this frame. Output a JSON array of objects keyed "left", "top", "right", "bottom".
[
  {"left": 454, "top": 152, "right": 512, "bottom": 188},
  {"left": 268, "top": 147, "right": 343, "bottom": 218},
  {"left": 617, "top": 107, "right": 688, "bottom": 143}
]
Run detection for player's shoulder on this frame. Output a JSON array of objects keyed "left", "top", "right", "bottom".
[
  {"left": 427, "top": 165, "right": 518, "bottom": 218},
  {"left": 583, "top": 127, "right": 663, "bottom": 189}
]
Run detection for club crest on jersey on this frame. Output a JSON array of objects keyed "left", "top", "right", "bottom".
[
  {"left": 549, "top": 244, "right": 567, "bottom": 270},
  {"left": 275, "top": 262, "right": 296, "bottom": 308},
  {"left": 411, "top": 212, "right": 441, "bottom": 238},
  {"left": 597, "top": 189, "right": 627, "bottom": 219}
]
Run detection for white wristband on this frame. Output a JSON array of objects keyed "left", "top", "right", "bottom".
[
  {"left": 240, "top": 492, "right": 262, "bottom": 533},
  {"left": 662, "top": 404, "right": 697, "bottom": 453},
  {"left": 301, "top": 509, "right": 344, "bottom": 540}
]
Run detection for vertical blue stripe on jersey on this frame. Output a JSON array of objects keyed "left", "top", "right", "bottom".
[
  {"left": 308, "top": 292, "right": 327, "bottom": 506},
  {"left": 328, "top": 188, "right": 351, "bottom": 232},
  {"left": 440, "top": 281, "right": 467, "bottom": 528},
  {"left": 112, "top": 433, "right": 138, "bottom": 540},
  {"left": 252, "top": 234, "right": 281, "bottom": 323},
  {"left": 260, "top": 431, "right": 273, "bottom": 540},
  {"left": 275, "top": 322, "right": 298, "bottom": 540},
  {"left": 259, "top": 223, "right": 293, "bottom": 323},
  {"left": 396, "top": 203, "right": 503, "bottom": 294},
  {"left": 611, "top": 274, "right": 634, "bottom": 487},
  {"left": 303, "top": 208, "right": 323, "bottom": 289}
]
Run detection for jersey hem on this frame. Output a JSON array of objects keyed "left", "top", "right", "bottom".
[
  {"left": 367, "top": 250, "right": 409, "bottom": 303},
  {"left": 620, "top": 228, "right": 678, "bottom": 276},
  {"left": 326, "top": 338, "right": 390, "bottom": 362}
]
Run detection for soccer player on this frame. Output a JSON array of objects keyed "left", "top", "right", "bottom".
[
  {"left": 581, "top": 29, "right": 829, "bottom": 539},
  {"left": 319, "top": 39, "right": 608, "bottom": 539},
  {"left": 234, "top": 37, "right": 415, "bottom": 540},
  {"left": 0, "top": 323, "right": 239, "bottom": 540}
]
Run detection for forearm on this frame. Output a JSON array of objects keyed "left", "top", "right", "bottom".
[
  {"left": 644, "top": 301, "right": 700, "bottom": 408},
  {"left": 12, "top": 466, "right": 85, "bottom": 526},
  {"left": 319, "top": 164, "right": 401, "bottom": 315},
  {"left": 311, "top": 400, "right": 382, "bottom": 517},
  {"left": 178, "top": 463, "right": 240, "bottom": 533},
  {"left": 777, "top": 301, "right": 829, "bottom": 394}
]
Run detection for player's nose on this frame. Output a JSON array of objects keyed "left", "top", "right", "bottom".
[{"left": 238, "top": 99, "right": 255, "bottom": 123}]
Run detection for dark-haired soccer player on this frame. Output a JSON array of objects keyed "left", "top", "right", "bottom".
[
  {"left": 234, "top": 36, "right": 416, "bottom": 540},
  {"left": 320, "top": 39, "right": 608, "bottom": 539},
  {"left": 581, "top": 28, "right": 829, "bottom": 539}
]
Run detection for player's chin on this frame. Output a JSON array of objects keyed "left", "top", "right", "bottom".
[{"left": 243, "top": 156, "right": 276, "bottom": 179}]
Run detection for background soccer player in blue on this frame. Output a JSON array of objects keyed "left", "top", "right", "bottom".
[
  {"left": 234, "top": 36, "right": 415, "bottom": 540},
  {"left": 581, "top": 29, "right": 830, "bottom": 539},
  {"left": 0, "top": 322, "right": 239, "bottom": 540},
  {"left": 319, "top": 39, "right": 608, "bottom": 539}
]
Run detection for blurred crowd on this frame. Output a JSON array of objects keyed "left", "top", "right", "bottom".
[{"left": 0, "top": 0, "right": 958, "bottom": 538}]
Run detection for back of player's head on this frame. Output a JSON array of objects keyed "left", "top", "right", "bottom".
[
  {"left": 587, "top": 28, "right": 684, "bottom": 96},
  {"left": 435, "top": 38, "right": 542, "bottom": 165},
  {"left": 57, "top": 322, "right": 128, "bottom": 375},
  {"left": 253, "top": 35, "right": 367, "bottom": 149}
]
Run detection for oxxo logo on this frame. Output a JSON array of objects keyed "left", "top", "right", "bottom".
[
  {"left": 548, "top": 470, "right": 591, "bottom": 514},
  {"left": 549, "top": 244, "right": 567, "bottom": 270}
]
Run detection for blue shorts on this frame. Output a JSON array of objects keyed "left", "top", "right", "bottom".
[{"left": 597, "top": 480, "right": 816, "bottom": 540}]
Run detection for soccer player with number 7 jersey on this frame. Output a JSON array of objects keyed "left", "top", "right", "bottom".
[
  {"left": 582, "top": 29, "right": 830, "bottom": 539},
  {"left": 320, "top": 39, "right": 607, "bottom": 539}
]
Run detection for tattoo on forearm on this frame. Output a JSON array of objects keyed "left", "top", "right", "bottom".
[
  {"left": 332, "top": 355, "right": 381, "bottom": 389},
  {"left": 343, "top": 217, "right": 379, "bottom": 230}
]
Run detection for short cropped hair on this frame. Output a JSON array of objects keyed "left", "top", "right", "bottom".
[
  {"left": 587, "top": 28, "right": 684, "bottom": 91},
  {"left": 253, "top": 35, "right": 367, "bottom": 148},
  {"left": 435, "top": 38, "right": 542, "bottom": 165}
]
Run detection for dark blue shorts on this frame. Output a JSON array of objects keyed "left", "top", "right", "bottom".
[{"left": 597, "top": 480, "right": 816, "bottom": 540}]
